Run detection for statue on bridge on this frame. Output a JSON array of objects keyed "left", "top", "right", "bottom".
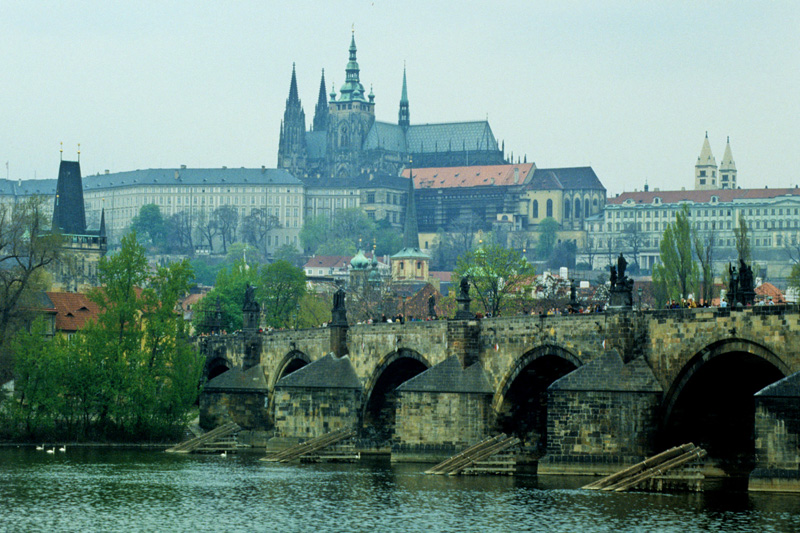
[
  {"left": 428, "top": 294, "right": 437, "bottom": 319},
  {"left": 608, "top": 253, "right": 634, "bottom": 309},
  {"left": 242, "top": 284, "right": 260, "bottom": 332},
  {"left": 728, "top": 260, "right": 755, "bottom": 306},
  {"left": 330, "top": 280, "right": 348, "bottom": 326},
  {"left": 455, "top": 276, "right": 474, "bottom": 320}
]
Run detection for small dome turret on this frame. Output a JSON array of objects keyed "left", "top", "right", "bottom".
[{"left": 350, "top": 250, "right": 370, "bottom": 270}]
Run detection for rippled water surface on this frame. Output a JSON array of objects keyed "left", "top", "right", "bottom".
[{"left": 1, "top": 448, "right": 799, "bottom": 532}]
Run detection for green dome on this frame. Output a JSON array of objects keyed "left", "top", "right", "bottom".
[{"left": 350, "top": 250, "right": 370, "bottom": 270}]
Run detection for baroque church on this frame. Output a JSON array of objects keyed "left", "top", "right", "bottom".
[{"left": 277, "top": 33, "right": 506, "bottom": 179}]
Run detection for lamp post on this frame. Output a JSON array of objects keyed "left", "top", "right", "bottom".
[{"left": 638, "top": 286, "right": 643, "bottom": 310}]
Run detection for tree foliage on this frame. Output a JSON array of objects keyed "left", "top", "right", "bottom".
[
  {"left": 130, "top": 204, "right": 167, "bottom": 250},
  {"left": 653, "top": 205, "right": 699, "bottom": 306},
  {"left": 299, "top": 209, "right": 402, "bottom": 257},
  {"left": 3, "top": 232, "right": 202, "bottom": 441},
  {"left": 0, "top": 196, "right": 63, "bottom": 383},
  {"left": 535, "top": 217, "right": 559, "bottom": 260},
  {"left": 454, "top": 244, "right": 536, "bottom": 317}
]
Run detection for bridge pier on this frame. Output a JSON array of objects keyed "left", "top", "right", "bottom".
[
  {"left": 749, "top": 371, "right": 800, "bottom": 493},
  {"left": 538, "top": 350, "right": 663, "bottom": 476},
  {"left": 392, "top": 357, "right": 494, "bottom": 462}
]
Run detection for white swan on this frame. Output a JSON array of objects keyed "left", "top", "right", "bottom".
[
  {"left": 220, "top": 451, "right": 228, "bottom": 457},
  {"left": 58, "top": 445, "right": 66, "bottom": 452},
  {"left": 46, "top": 448, "right": 55, "bottom": 454},
  {"left": 36, "top": 444, "right": 44, "bottom": 451}
]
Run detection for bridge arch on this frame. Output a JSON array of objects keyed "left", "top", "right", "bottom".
[
  {"left": 362, "top": 348, "right": 431, "bottom": 442},
  {"left": 269, "top": 350, "right": 312, "bottom": 390},
  {"left": 205, "top": 356, "right": 232, "bottom": 381},
  {"left": 493, "top": 344, "right": 582, "bottom": 455},
  {"left": 661, "top": 338, "right": 789, "bottom": 475}
]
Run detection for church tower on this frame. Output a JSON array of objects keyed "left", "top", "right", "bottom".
[
  {"left": 312, "top": 69, "right": 329, "bottom": 132},
  {"left": 277, "top": 63, "right": 308, "bottom": 176},
  {"left": 719, "top": 136, "right": 737, "bottom": 190},
  {"left": 391, "top": 167, "right": 429, "bottom": 284},
  {"left": 695, "top": 132, "right": 718, "bottom": 190},
  {"left": 326, "top": 32, "right": 376, "bottom": 178},
  {"left": 398, "top": 66, "right": 410, "bottom": 130}
]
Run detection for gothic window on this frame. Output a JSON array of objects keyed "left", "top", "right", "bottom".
[
  {"left": 585, "top": 199, "right": 590, "bottom": 218},
  {"left": 575, "top": 199, "right": 581, "bottom": 218},
  {"left": 564, "top": 200, "right": 571, "bottom": 219},
  {"left": 532, "top": 200, "right": 539, "bottom": 218},
  {"left": 546, "top": 199, "right": 553, "bottom": 217}
]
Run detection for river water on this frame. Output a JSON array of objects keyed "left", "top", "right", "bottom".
[{"left": 1, "top": 448, "right": 799, "bottom": 532}]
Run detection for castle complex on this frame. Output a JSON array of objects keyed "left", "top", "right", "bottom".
[{"left": 277, "top": 33, "right": 505, "bottom": 180}]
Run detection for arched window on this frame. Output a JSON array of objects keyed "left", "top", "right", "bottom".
[
  {"left": 532, "top": 200, "right": 539, "bottom": 218},
  {"left": 575, "top": 199, "right": 581, "bottom": 218},
  {"left": 564, "top": 199, "right": 571, "bottom": 219},
  {"left": 546, "top": 199, "right": 553, "bottom": 217},
  {"left": 585, "top": 198, "right": 590, "bottom": 218}
]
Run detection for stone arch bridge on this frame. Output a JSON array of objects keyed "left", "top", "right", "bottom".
[{"left": 199, "top": 306, "right": 800, "bottom": 492}]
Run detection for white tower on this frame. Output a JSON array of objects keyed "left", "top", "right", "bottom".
[
  {"left": 719, "top": 136, "right": 737, "bottom": 189},
  {"left": 695, "top": 132, "right": 718, "bottom": 190}
]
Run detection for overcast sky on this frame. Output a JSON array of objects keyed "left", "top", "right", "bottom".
[{"left": 2, "top": 1, "right": 798, "bottom": 196}]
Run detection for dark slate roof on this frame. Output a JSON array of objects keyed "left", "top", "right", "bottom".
[
  {"left": 305, "top": 130, "right": 327, "bottom": 160},
  {"left": 608, "top": 187, "right": 800, "bottom": 206},
  {"left": 204, "top": 364, "right": 268, "bottom": 392},
  {"left": 406, "top": 121, "right": 499, "bottom": 154},
  {"left": 81, "top": 167, "right": 302, "bottom": 191},
  {"left": 527, "top": 167, "right": 605, "bottom": 191},
  {"left": 549, "top": 351, "right": 662, "bottom": 392},
  {"left": 0, "top": 178, "right": 57, "bottom": 196},
  {"left": 52, "top": 160, "right": 87, "bottom": 235},
  {"left": 275, "top": 354, "right": 361, "bottom": 389},
  {"left": 396, "top": 356, "right": 493, "bottom": 394},
  {"left": 755, "top": 371, "right": 800, "bottom": 398},
  {"left": 364, "top": 121, "right": 407, "bottom": 152}
]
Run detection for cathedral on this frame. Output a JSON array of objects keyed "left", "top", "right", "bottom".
[{"left": 277, "top": 33, "right": 506, "bottom": 179}]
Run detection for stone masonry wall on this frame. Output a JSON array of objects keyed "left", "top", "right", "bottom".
[
  {"left": 393, "top": 390, "right": 493, "bottom": 462},
  {"left": 199, "top": 391, "right": 268, "bottom": 430},
  {"left": 272, "top": 387, "right": 362, "bottom": 438},
  {"left": 750, "top": 395, "right": 800, "bottom": 492},
  {"left": 538, "top": 390, "right": 661, "bottom": 475}
]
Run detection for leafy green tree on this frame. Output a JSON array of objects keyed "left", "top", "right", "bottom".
[
  {"left": 274, "top": 243, "right": 304, "bottom": 268},
  {"left": 653, "top": 205, "right": 699, "bottom": 306},
  {"left": 6, "top": 232, "right": 202, "bottom": 441},
  {"left": 316, "top": 237, "right": 357, "bottom": 256},
  {"left": 0, "top": 196, "right": 63, "bottom": 383},
  {"left": 131, "top": 204, "right": 166, "bottom": 250},
  {"left": 297, "top": 293, "right": 331, "bottom": 328},
  {"left": 260, "top": 260, "right": 307, "bottom": 328},
  {"left": 193, "top": 259, "right": 260, "bottom": 333},
  {"left": 300, "top": 214, "right": 331, "bottom": 253},
  {"left": 212, "top": 206, "right": 239, "bottom": 253},
  {"left": 535, "top": 217, "right": 559, "bottom": 260},
  {"left": 734, "top": 213, "right": 752, "bottom": 266},
  {"left": 454, "top": 243, "right": 536, "bottom": 317}
]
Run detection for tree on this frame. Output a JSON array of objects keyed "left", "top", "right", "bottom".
[
  {"left": 212, "top": 206, "right": 239, "bottom": 253},
  {"left": 164, "top": 211, "right": 194, "bottom": 255},
  {"left": 454, "top": 244, "right": 536, "bottom": 317},
  {"left": 300, "top": 214, "right": 330, "bottom": 254},
  {"left": 0, "top": 196, "right": 63, "bottom": 383},
  {"left": 734, "top": 213, "right": 752, "bottom": 266},
  {"left": 241, "top": 208, "right": 280, "bottom": 259},
  {"left": 194, "top": 209, "right": 218, "bottom": 253},
  {"left": 6, "top": 232, "right": 202, "bottom": 441},
  {"left": 260, "top": 260, "right": 307, "bottom": 328},
  {"left": 622, "top": 221, "right": 644, "bottom": 269},
  {"left": 547, "top": 241, "right": 577, "bottom": 270},
  {"left": 274, "top": 243, "right": 304, "bottom": 268},
  {"left": 581, "top": 236, "right": 599, "bottom": 271},
  {"left": 693, "top": 225, "right": 716, "bottom": 306},
  {"left": 535, "top": 217, "right": 559, "bottom": 260},
  {"left": 193, "top": 259, "right": 260, "bottom": 333},
  {"left": 130, "top": 204, "right": 166, "bottom": 250},
  {"left": 653, "top": 205, "right": 699, "bottom": 306}
]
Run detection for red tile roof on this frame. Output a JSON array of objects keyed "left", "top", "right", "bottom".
[
  {"left": 755, "top": 282, "right": 785, "bottom": 304},
  {"left": 401, "top": 163, "right": 534, "bottom": 189},
  {"left": 46, "top": 292, "right": 101, "bottom": 332},
  {"left": 608, "top": 187, "right": 800, "bottom": 205}
]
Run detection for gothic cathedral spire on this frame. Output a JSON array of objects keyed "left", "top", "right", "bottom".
[
  {"left": 313, "top": 69, "right": 329, "bottom": 132},
  {"left": 398, "top": 65, "right": 410, "bottom": 130},
  {"left": 277, "top": 63, "right": 307, "bottom": 175}
]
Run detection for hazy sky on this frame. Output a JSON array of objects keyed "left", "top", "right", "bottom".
[{"left": 2, "top": 1, "right": 798, "bottom": 196}]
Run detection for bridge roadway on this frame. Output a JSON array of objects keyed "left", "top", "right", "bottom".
[{"left": 199, "top": 305, "right": 800, "bottom": 491}]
